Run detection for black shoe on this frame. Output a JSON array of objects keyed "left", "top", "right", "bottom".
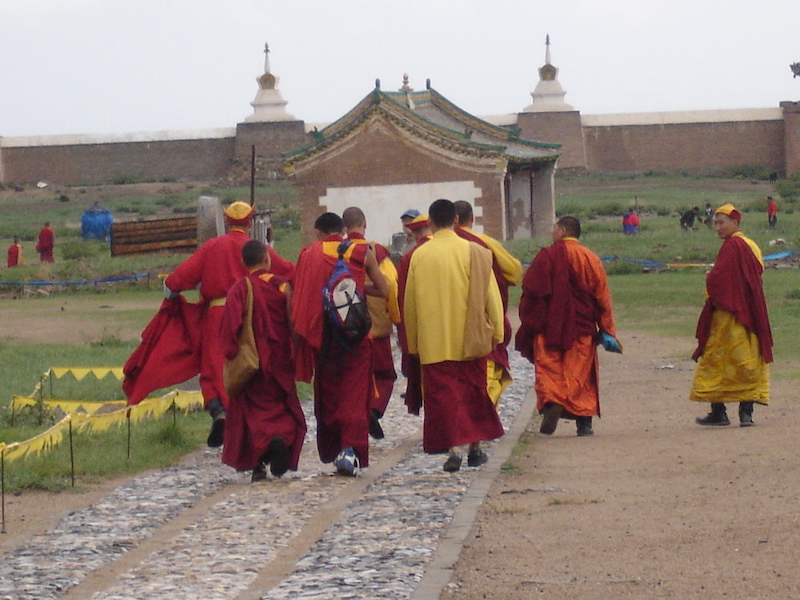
[
  {"left": 251, "top": 463, "right": 267, "bottom": 482},
  {"left": 207, "top": 412, "right": 226, "bottom": 447},
  {"left": 268, "top": 436, "right": 290, "bottom": 477},
  {"left": 539, "top": 403, "right": 563, "bottom": 435},
  {"left": 739, "top": 401, "right": 755, "bottom": 427},
  {"left": 467, "top": 448, "right": 488, "bottom": 467},
  {"left": 443, "top": 453, "right": 463, "bottom": 472},
  {"left": 576, "top": 417, "right": 594, "bottom": 437},
  {"left": 695, "top": 405, "right": 730, "bottom": 427},
  {"left": 369, "top": 409, "right": 385, "bottom": 440}
]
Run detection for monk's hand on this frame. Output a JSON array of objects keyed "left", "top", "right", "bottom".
[
  {"left": 598, "top": 331, "right": 622, "bottom": 354},
  {"left": 163, "top": 282, "right": 179, "bottom": 300}
]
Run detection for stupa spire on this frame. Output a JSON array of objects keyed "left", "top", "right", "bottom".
[
  {"left": 244, "top": 42, "right": 296, "bottom": 122},
  {"left": 522, "top": 35, "right": 574, "bottom": 113}
]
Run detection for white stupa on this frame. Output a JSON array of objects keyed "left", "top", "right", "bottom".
[
  {"left": 523, "top": 35, "right": 574, "bottom": 112},
  {"left": 244, "top": 43, "right": 296, "bottom": 122}
]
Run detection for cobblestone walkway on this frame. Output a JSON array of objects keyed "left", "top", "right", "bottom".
[{"left": 0, "top": 352, "right": 533, "bottom": 600}]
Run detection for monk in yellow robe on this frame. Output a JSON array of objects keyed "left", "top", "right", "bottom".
[
  {"left": 454, "top": 201, "right": 522, "bottom": 406},
  {"left": 515, "top": 216, "right": 621, "bottom": 437},
  {"left": 404, "top": 199, "right": 505, "bottom": 472},
  {"left": 691, "top": 204, "right": 773, "bottom": 427}
]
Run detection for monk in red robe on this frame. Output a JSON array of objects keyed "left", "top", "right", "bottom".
[
  {"left": 292, "top": 212, "right": 388, "bottom": 476},
  {"left": 404, "top": 200, "right": 505, "bottom": 472},
  {"left": 123, "top": 202, "right": 295, "bottom": 448},
  {"left": 516, "top": 216, "right": 621, "bottom": 437},
  {"left": 343, "top": 206, "right": 401, "bottom": 440},
  {"left": 396, "top": 213, "right": 431, "bottom": 416},
  {"left": 219, "top": 240, "right": 306, "bottom": 480},
  {"left": 7, "top": 236, "right": 23, "bottom": 267},
  {"left": 691, "top": 204, "right": 773, "bottom": 426},
  {"left": 454, "top": 201, "right": 522, "bottom": 406},
  {"left": 36, "top": 222, "right": 55, "bottom": 263}
]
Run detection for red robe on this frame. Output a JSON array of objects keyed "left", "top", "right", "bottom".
[
  {"left": 455, "top": 227, "right": 511, "bottom": 372},
  {"left": 7, "top": 242, "right": 21, "bottom": 267},
  {"left": 693, "top": 235, "right": 773, "bottom": 363},
  {"left": 396, "top": 236, "right": 430, "bottom": 415},
  {"left": 348, "top": 233, "right": 397, "bottom": 416},
  {"left": 291, "top": 235, "right": 373, "bottom": 466},
  {"left": 219, "top": 271, "right": 306, "bottom": 472},
  {"left": 36, "top": 226, "right": 55, "bottom": 263},
  {"left": 123, "top": 229, "right": 294, "bottom": 406}
]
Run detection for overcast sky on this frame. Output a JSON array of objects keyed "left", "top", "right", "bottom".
[{"left": 1, "top": 0, "right": 799, "bottom": 138}]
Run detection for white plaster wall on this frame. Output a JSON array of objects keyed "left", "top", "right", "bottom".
[{"left": 320, "top": 181, "right": 482, "bottom": 247}]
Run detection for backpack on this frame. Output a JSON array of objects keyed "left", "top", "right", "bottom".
[{"left": 322, "top": 241, "right": 372, "bottom": 350}]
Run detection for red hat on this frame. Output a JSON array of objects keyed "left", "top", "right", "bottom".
[{"left": 406, "top": 214, "right": 429, "bottom": 231}]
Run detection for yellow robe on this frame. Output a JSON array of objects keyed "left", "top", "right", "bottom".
[{"left": 404, "top": 228, "right": 503, "bottom": 365}]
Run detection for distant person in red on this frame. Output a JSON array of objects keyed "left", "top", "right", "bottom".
[
  {"left": 7, "top": 236, "right": 23, "bottom": 267},
  {"left": 767, "top": 196, "right": 778, "bottom": 228},
  {"left": 622, "top": 209, "right": 640, "bottom": 235},
  {"left": 36, "top": 222, "right": 55, "bottom": 262},
  {"left": 219, "top": 240, "right": 307, "bottom": 481}
]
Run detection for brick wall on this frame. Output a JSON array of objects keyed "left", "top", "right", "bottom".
[
  {"left": 516, "top": 111, "right": 585, "bottom": 170},
  {"left": 2, "top": 137, "right": 235, "bottom": 185},
  {"left": 583, "top": 119, "right": 785, "bottom": 173}
]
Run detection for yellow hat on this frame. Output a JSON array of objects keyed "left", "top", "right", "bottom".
[
  {"left": 715, "top": 203, "right": 742, "bottom": 223},
  {"left": 407, "top": 214, "right": 429, "bottom": 231},
  {"left": 224, "top": 201, "right": 255, "bottom": 225}
]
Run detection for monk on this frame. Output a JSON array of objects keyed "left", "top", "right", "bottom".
[
  {"left": 515, "top": 216, "right": 621, "bottom": 437},
  {"left": 219, "top": 240, "right": 306, "bottom": 481},
  {"left": 7, "top": 236, "right": 23, "bottom": 267},
  {"left": 396, "top": 213, "right": 432, "bottom": 416},
  {"left": 404, "top": 199, "right": 505, "bottom": 472},
  {"left": 292, "top": 212, "right": 389, "bottom": 476},
  {"left": 454, "top": 200, "right": 522, "bottom": 406},
  {"left": 36, "top": 222, "right": 55, "bottom": 263},
  {"left": 124, "top": 201, "right": 295, "bottom": 448},
  {"left": 343, "top": 206, "right": 401, "bottom": 440},
  {"left": 691, "top": 203, "right": 773, "bottom": 427}
]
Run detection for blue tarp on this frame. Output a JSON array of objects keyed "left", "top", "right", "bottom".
[{"left": 81, "top": 205, "right": 114, "bottom": 240}]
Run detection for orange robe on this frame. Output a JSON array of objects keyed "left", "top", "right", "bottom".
[
  {"left": 219, "top": 271, "right": 306, "bottom": 472},
  {"left": 292, "top": 235, "right": 373, "bottom": 466},
  {"left": 36, "top": 226, "right": 55, "bottom": 263},
  {"left": 7, "top": 242, "right": 22, "bottom": 267},
  {"left": 516, "top": 238, "right": 616, "bottom": 418}
]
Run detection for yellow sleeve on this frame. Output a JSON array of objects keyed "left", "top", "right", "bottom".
[
  {"left": 479, "top": 233, "right": 522, "bottom": 285},
  {"left": 379, "top": 257, "right": 401, "bottom": 323},
  {"left": 487, "top": 272, "right": 504, "bottom": 344},
  {"left": 404, "top": 255, "right": 419, "bottom": 355}
]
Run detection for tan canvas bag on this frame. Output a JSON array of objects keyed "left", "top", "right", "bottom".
[{"left": 223, "top": 277, "right": 259, "bottom": 396}]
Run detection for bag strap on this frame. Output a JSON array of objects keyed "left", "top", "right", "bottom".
[
  {"left": 337, "top": 240, "right": 351, "bottom": 259},
  {"left": 243, "top": 276, "right": 254, "bottom": 328}
]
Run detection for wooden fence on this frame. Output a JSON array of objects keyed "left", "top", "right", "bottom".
[{"left": 110, "top": 216, "right": 197, "bottom": 256}]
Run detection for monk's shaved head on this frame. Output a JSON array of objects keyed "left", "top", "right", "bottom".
[
  {"left": 556, "top": 216, "right": 581, "bottom": 239},
  {"left": 342, "top": 206, "right": 366, "bottom": 229},
  {"left": 314, "top": 212, "right": 345, "bottom": 235}
]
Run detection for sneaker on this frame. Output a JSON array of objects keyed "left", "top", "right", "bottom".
[
  {"left": 739, "top": 414, "right": 755, "bottom": 427},
  {"left": 369, "top": 409, "right": 385, "bottom": 440},
  {"left": 251, "top": 463, "right": 267, "bottom": 483},
  {"left": 539, "top": 403, "right": 563, "bottom": 435},
  {"left": 443, "top": 452, "right": 463, "bottom": 472},
  {"left": 207, "top": 412, "right": 226, "bottom": 447},
  {"left": 268, "top": 436, "right": 290, "bottom": 477},
  {"left": 467, "top": 448, "right": 488, "bottom": 468},
  {"left": 335, "top": 447, "right": 359, "bottom": 477},
  {"left": 576, "top": 417, "right": 594, "bottom": 437}
]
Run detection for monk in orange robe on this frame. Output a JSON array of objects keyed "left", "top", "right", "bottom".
[
  {"left": 292, "top": 212, "right": 388, "bottom": 476},
  {"left": 516, "top": 216, "right": 621, "bottom": 437},
  {"left": 219, "top": 240, "right": 306, "bottom": 480},
  {"left": 343, "top": 206, "right": 401, "bottom": 440},
  {"left": 123, "top": 202, "right": 295, "bottom": 448}
]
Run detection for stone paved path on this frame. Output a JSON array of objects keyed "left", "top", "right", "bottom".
[{"left": 0, "top": 352, "right": 533, "bottom": 600}]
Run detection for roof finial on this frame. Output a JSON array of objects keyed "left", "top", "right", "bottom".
[
  {"left": 400, "top": 73, "right": 413, "bottom": 93},
  {"left": 263, "top": 42, "right": 271, "bottom": 74},
  {"left": 545, "top": 34, "right": 551, "bottom": 66}
]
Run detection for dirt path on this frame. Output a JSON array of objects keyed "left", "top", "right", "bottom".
[{"left": 442, "top": 330, "right": 799, "bottom": 600}]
